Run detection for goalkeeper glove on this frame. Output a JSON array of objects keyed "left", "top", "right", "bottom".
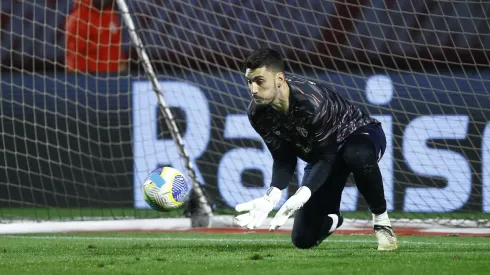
[
  {"left": 269, "top": 186, "right": 311, "bottom": 231},
  {"left": 235, "top": 187, "right": 283, "bottom": 230}
]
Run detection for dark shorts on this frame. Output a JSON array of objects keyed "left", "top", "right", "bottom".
[
  {"left": 300, "top": 123, "right": 387, "bottom": 213},
  {"left": 348, "top": 123, "right": 387, "bottom": 162}
]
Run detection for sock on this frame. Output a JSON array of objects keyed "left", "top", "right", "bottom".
[
  {"left": 372, "top": 210, "right": 391, "bottom": 227},
  {"left": 317, "top": 213, "right": 344, "bottom": 245}
]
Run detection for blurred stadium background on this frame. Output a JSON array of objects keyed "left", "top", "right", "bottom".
[{"left": 1, "top": 0, "right": 490, "bottom": 235}]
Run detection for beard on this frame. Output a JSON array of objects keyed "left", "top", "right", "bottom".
[{"left": 254, "top": 88, "right": 278, "bottom": 105}]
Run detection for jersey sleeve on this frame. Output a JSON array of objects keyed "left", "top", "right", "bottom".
[
  {"left": 299, "top": 150, "right": 336, "bottom": 192},
  {"left": 249, "top": 116, "right": 297, "bottom": 190},
  {"left": 300, "top": 84, "right": 339, "bottom": 192},
  {"left": 268, "top": 141, "right": 298, "bottom": 190}
]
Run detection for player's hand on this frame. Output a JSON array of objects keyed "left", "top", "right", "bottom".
[
  {"left": 235, "top": 187, "right": 283, "bottom": 230},
  {"left": 269, "top": 186, "right": 312, "bottom": 231}
]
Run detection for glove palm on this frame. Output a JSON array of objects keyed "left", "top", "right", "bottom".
[{"left": 235, "top": 187, "right": 282, "bottom": 230}]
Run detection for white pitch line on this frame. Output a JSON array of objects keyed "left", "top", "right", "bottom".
[{"left": 1, "top": 235, "right": 489, "bottom": 246}]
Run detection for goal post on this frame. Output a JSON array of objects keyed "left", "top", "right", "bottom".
[
  {"left": 116, "top": 0, "right": 213, "bottom": 227},
  {"left": 1, "top": 0, "right": 490, "bottom": 233}
]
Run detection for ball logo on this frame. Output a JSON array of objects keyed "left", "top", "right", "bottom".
[{"left": 172, "top": 174, "right": 189, "bottom": 202}]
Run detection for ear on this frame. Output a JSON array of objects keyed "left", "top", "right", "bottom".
[{"left": 276, "top": 72, "right": 285, "bottom": 87}]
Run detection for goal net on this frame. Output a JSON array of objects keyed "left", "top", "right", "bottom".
[{"left": 1, "top": 0, "right": 490, "bottom": 233}]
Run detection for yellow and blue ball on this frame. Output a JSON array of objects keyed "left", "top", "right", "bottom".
[{"left": 142, "top": 167, "right": 192, "bottom": 211}]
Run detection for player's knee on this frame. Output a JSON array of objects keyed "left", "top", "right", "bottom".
[
  {"left": 343, "top": 138, "right": 377, "bottom": 174},
  {"left": 291, "top": 234, "right": 319, "bottom": 249}
]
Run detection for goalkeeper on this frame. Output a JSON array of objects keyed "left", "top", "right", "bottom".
[{"left": 235, "top": 48, "right": 398, "bottom": 251}]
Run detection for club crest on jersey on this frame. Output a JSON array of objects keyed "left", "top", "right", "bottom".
[
  {"left": 296, "top": 126, "right": 308, "bottom": 137},
  {"left": 303, "top": 145, "right": 312, "bottom": 153}
]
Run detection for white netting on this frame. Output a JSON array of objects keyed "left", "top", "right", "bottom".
[{"left": 1, "top": 0, "right": 490, "bottom": 227}]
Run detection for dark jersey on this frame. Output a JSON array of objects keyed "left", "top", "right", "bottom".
[{"left": 248, "top": 75, "right": 380, "bottom": 192}]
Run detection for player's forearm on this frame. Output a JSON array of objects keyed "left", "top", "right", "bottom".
[
  {"left": 270, "top": 155, "right": 297, "bottom": 190},
  {"left": 301, "top": 153, "right": 336, "bottom": 193}
]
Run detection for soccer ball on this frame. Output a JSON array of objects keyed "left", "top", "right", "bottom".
[{"left": 142, "top": 166, "right": 192, "bottom": 211}]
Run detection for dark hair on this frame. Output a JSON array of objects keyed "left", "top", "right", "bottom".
[{"left": 241, "top": 48, "right": 284, "bottom": 73}]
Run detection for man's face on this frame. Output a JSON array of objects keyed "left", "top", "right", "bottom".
[{"left": 245, "top": 66, "right": 282, "bottom": 105}]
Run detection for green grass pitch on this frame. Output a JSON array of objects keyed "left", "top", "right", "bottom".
[{"left": 1, "top": 232, "right": 490, "bottom": 274}]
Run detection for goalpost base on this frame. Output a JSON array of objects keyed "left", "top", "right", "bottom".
[{"left": 190, "top": 214, "right": 212, "bottom": 228}]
